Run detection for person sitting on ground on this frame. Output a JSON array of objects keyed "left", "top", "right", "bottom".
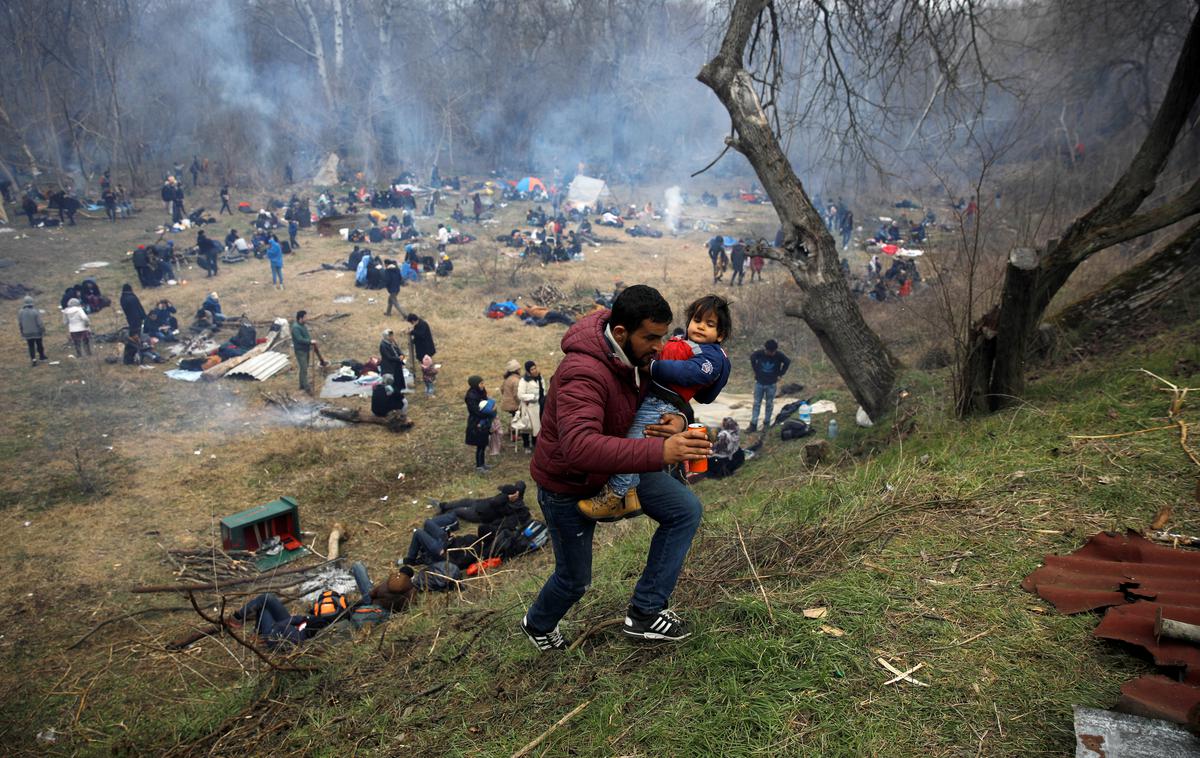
[
  {"left": 371, "top": 374, "right": 408, "bottom": 419},
  {"left": 706, "top": 417, "right": 746, "bottom": 479},
  {"left": 201, "top": 291, "right": 226, "bottom": 323},
  {"left": 143, "top": 299, "right": 179, "bottom": 341},
  {"left": 578, "top": 294, "right": 733, "bottom": 519}
]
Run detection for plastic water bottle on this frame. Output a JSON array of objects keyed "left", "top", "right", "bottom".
[
  {"left": 798, "top": 400, "right": 812, "bottom": 424},
  {"left": 827, "top": 418, "right": 839, "bottom": 440}
]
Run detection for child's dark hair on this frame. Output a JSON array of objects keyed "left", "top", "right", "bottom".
[{"left": 685, "top": 294, "right": 732, "bottom": 341}]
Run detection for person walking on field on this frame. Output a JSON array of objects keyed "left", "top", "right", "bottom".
[
  {"left": 384, "top": 262, "right": 405, "bottom": 317},
  {"left": 219, "top": 185, "right": 232, "bottom": 215},
  {"left": 19, "top": 296, "right": 47, "bottom": 365},
  {"left": 520, "top": 285, "right": 712, "bottom": 651},
  {"left": 292, "top": 310, "right": 316, "bottom": 393},
  {"left": 748, "top": 339, "right": 791, "bottom": 433}
]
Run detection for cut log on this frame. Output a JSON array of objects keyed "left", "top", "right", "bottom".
[{"left": 319, "top": 407, "right": 414, "bottom": 433}]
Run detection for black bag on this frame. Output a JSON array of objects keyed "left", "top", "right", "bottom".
[
  {"left": 412, "top": 561, "right": 463, "bottom": 592},
  {"left": 780, "top": 420, "right": 813, "bottom": 440}
]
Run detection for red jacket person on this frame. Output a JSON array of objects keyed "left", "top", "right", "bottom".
[{"left": 521, "top": 285, "right": 711, "bottom": 650}]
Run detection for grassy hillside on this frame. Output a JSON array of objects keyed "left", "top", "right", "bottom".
[{"left": 0, "top": 189, "right": 1196, "bottom": 756}]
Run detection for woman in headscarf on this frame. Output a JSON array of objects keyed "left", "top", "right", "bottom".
[
  {"left": 514, "top": 360, "right": 545, "bottom": 452},
  {"left": 464, "top": 376, "right": 492, "bottom": 472},
  {"left": 499, "top": 358, "right": 522, "bottom": 434},
  {"left": 706, "top": 417, "right": 745, "bottom": 479},
  {"left": 379, "top": 329, "right": 405, "bottom": 386}
]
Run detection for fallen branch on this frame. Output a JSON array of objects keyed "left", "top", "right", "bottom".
[
  {"left": 567, "top": 618, "right": 624, "bottom": 651},
  {"left": 511, "top": 699, "right": 593, "bottom": 758},
  {"left": 68, "top": 606, "right": 191, "bottom": 649},
  {"left": 185, "top": 591, "right": 317, "bottom": 673},
  {"left": 131, "top": 558, "right": 337, "bottom": 593}
]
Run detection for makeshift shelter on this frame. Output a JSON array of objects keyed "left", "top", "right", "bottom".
[
  {"left": 515, "top": 177, "right": 546, "bottom": 195},
  {"left": 567, "top": 175, "right": 613, "bottom": 208}
]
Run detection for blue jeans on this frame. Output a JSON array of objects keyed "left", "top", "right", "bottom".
[
  {"left": 524, "top": 472, "right": 702, "bottom": 633},
  {"left": 608, "top": 396, "right": 674, "bottom": 495},
  {"left": 271, "top": 265, "right": 284, "bottom": 285},
  {"left": 235, "top": 593, "right": 307, "bottom": 646},
  {"left": 350, "top": 561, "right": 373, "bottom": 597},
  {"left": 751, "top": 382, "right": 777, "bottom": 427},
  {"left": 404, "top": 513, "right": 458, "bottom": 565}
]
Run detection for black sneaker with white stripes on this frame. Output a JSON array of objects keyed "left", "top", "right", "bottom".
[
  {"left": 521, "top": 615, "right": 568, "bottom": 651},
  {"left": 622, "top": 607, "right": 691, "bottom": 642}
]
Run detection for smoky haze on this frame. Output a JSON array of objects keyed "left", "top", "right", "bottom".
[{"left": 0, "top": 0, "right": 1194, "bottom": 201}]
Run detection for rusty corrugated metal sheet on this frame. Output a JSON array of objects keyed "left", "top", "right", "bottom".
[
  {"left": 225, "top": 351, "right": 290, "bottom": 381},
  {"left": 1023, "top": 530, "right": 1200, "bottom": 730},
  {"left": 1118, "top": 675, "right": 1200, "bottom": 727}
]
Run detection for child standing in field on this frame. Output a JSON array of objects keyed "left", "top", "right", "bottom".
[
  {"left": 421, "top": 354, "right": 439, "bottom": 397},
  {"left": 578, "top": 294, "right": 732, "bottom": 520}
]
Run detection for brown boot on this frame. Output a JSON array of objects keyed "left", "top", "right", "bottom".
[{"left": 578, "top": 485, "right": 642, "bottom": 522}]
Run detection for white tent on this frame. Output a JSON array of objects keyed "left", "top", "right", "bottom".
[{"left": 566, "top": 175, "right": 612, "bottom": 208}]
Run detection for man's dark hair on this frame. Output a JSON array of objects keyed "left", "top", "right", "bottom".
[
  {"left": 296, "top": 310, "right": 307, "bottom": 321},
  {"left": 685, "top": 294, "right": 732, "bottom": 341},
  {"left": 764, "top": 339, "right": 778, "bottom": 351},
  {"left": 610, "top": 284, "right": 671, "bottom": 333},
  {"left": 406, "top": 313, "right": 419, "bottom": 323}
]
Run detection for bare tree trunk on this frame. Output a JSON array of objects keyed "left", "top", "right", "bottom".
[
  {"left": 0, "top": 95, "right": 40, "bottom": 176},
  {"left": 297, "top": 0, "right": 336, "bottom": 109},
  {"left": 959, "top": 9, "right": 1200, "bottom": 415},
  {"left": 699, "top": 0, "right": 896, "bottom": 420},
  {"left": 1051, "top": 221, "right": 1200, "bottom": 338}
]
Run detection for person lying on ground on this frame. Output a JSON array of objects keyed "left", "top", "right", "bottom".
[
  {"left": 400, "top": 513, "right": 461, "bottom": 567},
  {"left": 229, "top": 591, "right": 345, "bottom": 649},
  {"left": 435, "top": 481, "right": 527, "bottom": 522}
]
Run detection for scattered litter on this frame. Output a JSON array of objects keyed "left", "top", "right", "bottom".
[
  {"left": 819, "top": 624, "right": 846, "bottom": 637},
  {"left": 397, "top": 472, "right": 406, "bottom": 481},
  {"left": 1073, "top": 705, "right": 1199, "bottom": 758},
  {"left": 164, "top": 369, "right": 203, "bottom": 382},
  {"left": 47, "top": 361, "right": 60, "bottom": 365},
  {"left": 193, "top": 449, "right": 202, "bottom": 455},
  {"left": 23, "top": 521, "right": 31, "bottom": 528},
  {"left": 380, "top": 495, "right": 389, "bottom": 501},
  {"left": 803, "top": 607, "right": 829, "bottom": 619},
  {"left": 78, "top": 261, "right": 110, "bottom": 269},
  {"left": 1024, "top": 530, "right": 1200, "bottom": 728},
  {"left": 876, "top": 658, "right": 928, "bottom": 687},
  {"left": 333, "top": 295, "right": 354, "bottom": 303}
]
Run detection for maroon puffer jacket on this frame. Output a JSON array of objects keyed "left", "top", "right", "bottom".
[{"left": 529, "top": 309, "right": 665, "bottom": 495}]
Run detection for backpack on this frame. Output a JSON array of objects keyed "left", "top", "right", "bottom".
[
  {"left": 311, "top": 589, "right": 348, "bottom": 618},
  {"left": 523, "top": 520, "right": 548, "bottom": 550},
  {"left": 348, "top": 604, "right": 389, "bottom": 629},
  {"left": 780, "top": 420, "right": 813, "bottom": 441},
  {"left": 412, "top": 561, "right": 463, "bottom": 592}
]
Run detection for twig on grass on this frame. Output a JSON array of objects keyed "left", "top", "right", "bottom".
[
  {"left": 735, "top": 519, "right": 775, "bottom": 623},
  {"left": 875, "top": 657, "right": 929, "bottom": 687},
  {"left": 567, "top": 618, "right": 624, "bottom": 651},
  {"left": 68, "top": 606, "right": 191, "bottom": 649},
  {"left": 185, "top": 591, "right": 316, "bottom": 673},
  {"left": 510, "top": 699, "right": 593, "bottom": 758}
]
